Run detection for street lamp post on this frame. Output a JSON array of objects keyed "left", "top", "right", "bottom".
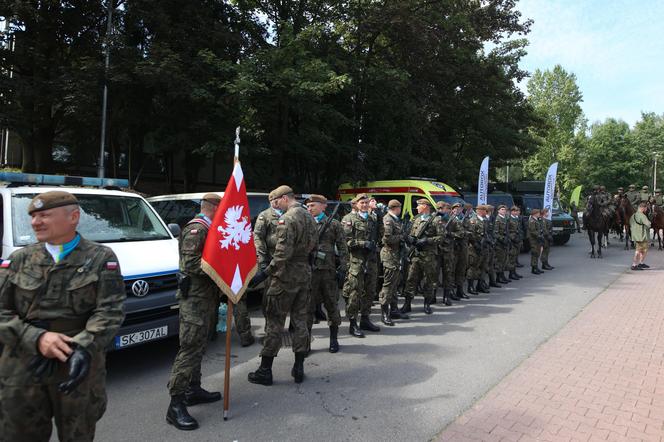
[
  {"left": 654, "top": 152, "right": 660, "bottom": 191},
  {"left": 98, "top": 1, "right": 114, "bottom": 178}
]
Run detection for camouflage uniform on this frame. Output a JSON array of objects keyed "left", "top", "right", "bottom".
[
  {"left": 540, "top": 217, "right": 554, "bottom": 267},
  {"left": 343, "top": 212, "right": 379, "bottom": 319},
  {"left": 403, "top": 214, "right": 443, "bottom": 306},
  {"left": 466, "top": 213, "right": 485, "bottom": 281},
  {"left": 340, "top": 211, "right": 355, "bottom": 303},
  {"left": 379, "top": 212, "right": 404, "bottom": 309},
  {"left": 626, "top": 188, "right": 640, "bottom": 208},
  {"left": 261, "top": 204, "right": 317, "bottom": 357},
  {"left": 528, "top": 216, "right": 544, "bottom": 269},
  {"left": 169, "top": 216, "right": 221, "bottom": 397},
  {"left": 252, "top": 207, "right": 280, "bottom": 330},
  {"left": 365, "top": 210, "right": 384, "bottom": 304},
  {"left": 480, "top": 216, "right": 494, "bottom": 283},
  {"left": 494, "top": 214, "right": 510, "bottom": 275},
  {"left": 508, "top": 214, "right": 522, "bottom": 272},
  {"left": 0, "top": 238, "right": 125, "bottom": 442},
  {"left": 308, "top": 214, "right": 347, "bottom": 330},
  {"left": 454, "top": 213, "right": 471, "bottom": 294}
]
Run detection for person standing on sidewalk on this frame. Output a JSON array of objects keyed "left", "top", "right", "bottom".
[
  {"left": 540, "top": 207, "right": 555, "bottom": 270},
  {"left": 629, "top": 202, "right": 651, "bottom": 270},
  {"left": 528, "top": 209, "right": 544, "bottom": 275}
]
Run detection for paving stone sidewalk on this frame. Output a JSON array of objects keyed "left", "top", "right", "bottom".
[{"left": 437, "top": 257, "right": 664, "bottom": 442}]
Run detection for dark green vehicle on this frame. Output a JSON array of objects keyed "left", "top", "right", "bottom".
[{"left": 513, "top": 194, "right": 575, "bottom": 246}]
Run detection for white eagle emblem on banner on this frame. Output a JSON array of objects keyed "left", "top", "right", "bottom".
[{"left": 217, "top": 205, "right": 252, "bottom": 250}]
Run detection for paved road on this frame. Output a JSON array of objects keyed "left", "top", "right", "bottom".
[{"left": 95, "top": 233, "right": 636, "bottom": 442}]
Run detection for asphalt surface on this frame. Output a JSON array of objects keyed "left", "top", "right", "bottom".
[{"left": 94, "top": 233, "right": 637, "bottom": 442}]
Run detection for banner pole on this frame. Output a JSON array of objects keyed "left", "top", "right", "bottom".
[{"left": 223, "top": 300, "right": 234, "bottom": 420}]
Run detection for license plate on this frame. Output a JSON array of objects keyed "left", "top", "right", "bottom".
[
  {"left": 553, "top": 227, "right": 564, "bottom": 232},
  {"left": 115, "top": 326, "right": 168, "bottom": 348}
]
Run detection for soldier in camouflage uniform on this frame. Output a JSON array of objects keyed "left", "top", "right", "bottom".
[
  {"left": 367, "top": 198, "right": 385, "bottom": 306},
  {"left": 466, "top": 205, "right": 489, "bottom": 294},
  {"left": 652, "top": 189, "right": 663, "bottom": 208},
  {"left": 342, "top": 194, "right": 381, "bottom": 338},
  {"left": 436, "top": 202, "right": 457, "bottom": 305},
  {"left": 528, "top": 208, "right": 544, "bottom": 274},
  {"left": 458, "top": 203, "right": 475, "bottom": 295},
  {"left": 305, "top": 195, "right": 347, "bottom": 353},
  {"left": 167, "top": 193, "right": 224, "bottom": 431},
  {"left": 400, "top": 198, "right": 443, "bottom": 315},
  {"left": 248, "top": 186, "right": 317, "bottom": 385},
  {"left": 340, "top": 200, "right": 357, "bottom": 305},
  {"left": 540, "top": 208, "right": 555, "bottom": 270},
  {"left": 484, "top": 206, "right": 503, "bottom": 288},
  {"left": 626, "top": 184, "right": 640, "bottom": 208},
  {"left": 378, "top": 200, "right": 408, "bottom": 326},
  {"left": 253, "top": 192, "right": 283, "bottom": 312},
  {"left": 493, "top": 205, "right": 511, "bottom": 284},
  {"left": 507, "top": 206, "right": 524, "bottom": 280},
  {"left": 0, "top": 191, "right": 125, "bottom": 441}
]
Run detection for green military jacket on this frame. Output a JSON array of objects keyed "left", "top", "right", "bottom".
[
  {"left": 253, "top": 207, "right": 280, "bottom": 270},
  {"left": 343, "top": 211, "right": 379, "bottom": 262},
  {"left": 265, "top": 203, "right": 317, "bottom": 285},
  {"left": 178, "top": 217, "right": 219, "bottom": 300},
  {"left": 543, "top": 218, "right": 554, "bottom": 242},
  {"left": 639, "top": 191, "right": 652, "bottom": 204},
  {"left": 313, "top": 215, "right": 347, "bottom": 272},
  {"left": 654, "top": 194, "right": 663, "bottom": 206},
  {"left": 494, "top": 215, "right": 509, "bottom": 247},
  {"left": 625, "top": 190, "right": 639, "bottom": 207},
  {"left": 437, "top": 212, "right": 455, "bottom": 252},
  {"left": 0, "top": 237, "right": 125, "bottom": 385},
  {"left": 528, "top": 216, "right": 544, "bottom": 246},
  {"left": 407, "top": 213, "right": 443, "bottom": 256},
  {"left": 508, "top": 215, "right": 522, "bottom": 246},
  {"left": 466, "top": 214, "right": 485, "bottom": 251},
  {"left": 380, "top": 212, "right": 404, "bottom": 267}
]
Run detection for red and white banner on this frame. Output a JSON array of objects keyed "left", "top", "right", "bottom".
[{"left": 201, "top": 161, "right": 257, "bottom": 304}]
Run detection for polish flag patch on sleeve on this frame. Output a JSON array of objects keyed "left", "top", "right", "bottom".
[
  {"left": 106, "top": 261, "right": 119, "bottom": 270},
  {"left": 0, "top": 260, "right": 11, "bottom": 268}
]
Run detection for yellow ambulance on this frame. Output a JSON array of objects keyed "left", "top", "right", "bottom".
[{"left": 337, "top": 179, "right": 466, "bottom": 219}]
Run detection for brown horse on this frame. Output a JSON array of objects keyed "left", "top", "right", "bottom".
[
  {"left": 617, "top": 196, "right": 635, "bottom": 249},
  {"left": 650, "top": 205, "right": 664, "bottom": 249},
  {"left": 583, "top": 194, "right": 611, "bottom": 258}
]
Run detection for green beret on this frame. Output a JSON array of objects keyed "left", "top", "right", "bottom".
[
  {"left": 451, "top": 202, "right": 462, "bottom": 209},
  {"left": 416, "top": 198, "right": 432, "bottom": 207},
  {"left": 269, "top": 185, "right": 294, "bottom": 201},
  {"left": 28, "top": 191, "right": 79, "bottom": 215},
  {"left": 202, "top": 193, "right": 221, "bottom": 205},
  {"left": 388, "top": 199, "right": 402, "bottom": 208},
  {"left": 305, "top": 194, "right": 327, "bottom": 204},
  {"left": 353, "top": 193, "right": 369, "bottom": 203}
]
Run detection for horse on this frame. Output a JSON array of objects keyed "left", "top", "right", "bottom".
[
  {"left": 650, "top": 205, "right": 664, "bottom": 249},
  {"left": 583, "top": 194, "right": 611, "bottom": 258},
  {"left": 617, "top": 196, "right": 635, "bottom": 250}
]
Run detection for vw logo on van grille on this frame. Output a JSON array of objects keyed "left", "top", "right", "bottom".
[{"left": 131, "top": 280, "right": 150, "bottom": 297}]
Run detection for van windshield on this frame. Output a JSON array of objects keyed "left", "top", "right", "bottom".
[
  {"left": 12, "top": 194, "right": 171, "bottom": 246},
  {"left": 431, "top": 195, "right": 467, "bottom": 205}
]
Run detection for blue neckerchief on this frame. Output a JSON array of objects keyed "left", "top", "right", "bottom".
[
  {"left": 46, "top": 233, "right": 81, "bottom": 263},
  {"left": 196, "top": 213, "right": 212, "bottom": 227},
  {"left": 359, "top": 211, "right": 369, "bottom": 220},
  {"left": 315, "top": 213, "right": 326, "bottom": 223},
  {"left": 421, "top": 214, "right": 431, "bottom": 220},
  {"left": 440, "top": 213, "right": 449, "bottom": 221},
  {"left": 273, "top": 208, "right": 283, "bottom": 217}
]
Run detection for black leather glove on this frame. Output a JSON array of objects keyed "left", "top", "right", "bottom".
[
  {"left": 415, "top": 238, "right": 428, "bottom": 250},
  {"left": 249, "top": 269, "right": 268, "bottom": 288},
  {"left": 28, "top": 354, "right": 57, "bottom": 380},
  {"left": 58, "top": 346, "right": 91, "bottom": 395},
  {"left": 363, "top": 241, "right": 376, "bottom": 252},
  {"left": 406, "top": 236, "right": 416, "bottom": 246}
]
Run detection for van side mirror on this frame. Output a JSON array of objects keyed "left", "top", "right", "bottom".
[{"left": 168, "top": 223, "right": 181, "bottom": 238}]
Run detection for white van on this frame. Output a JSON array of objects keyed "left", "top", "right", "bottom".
[{"left": 0, "top": 173, "right": 181, "bottom": 350}]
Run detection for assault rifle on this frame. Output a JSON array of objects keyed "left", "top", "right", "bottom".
[
  {"left": 312, "top": 202, "right": 342, "bottom": 270},
  {"left": 407, "top": 213, "right": 437, "bottom": 261}
]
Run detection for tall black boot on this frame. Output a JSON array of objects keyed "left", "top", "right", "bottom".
[
  {"left": 360, "top": 315, "right": 381, "bottom": 332},
  {"left": 248, "top": 356, "right": 274, "bottom": 385},
  {"left": 329, "top": 326, "right": 339, "bottom": 353},
  {"left": 508, "top": 271, "right": 519, "bottom": 281},
  {"left": 467, "top": 280, "right": 478, "bottom": 295},
  {"left": 167, "top": 394, "right": 199, "bottom": 430},
  {"left": 489, "top": 273, "right": 502, "bottom": 288},
  {"left": 292, "top": 352, "right": 305, "bottom": 383},
  {"left": 531, "top": 266, "right": 543, "bottom": 275},
  {"left": 456, "top": 285, "right": 470, "bottom": 299},
  {"left": 497, "top": 272, "right": 510, "bottom": 284},
  {"left": 423, "top": 299, "right": 433, "bottom": 314},
  {"left": 381, "top": 304, "right": 394, "bottom": 326},
  {"left": 184, "top": 384, "right": 221, "bottom": 406},
  {"left": 450, "top": 287, "right": 461, "bottom": 301},
  {"left": 400, "top": 298, "right": 412, "bottom": 314},
  {"left": 478, "top": 279, "right": 490, "bottom": 293},
  {"left": 349, "top": 318, "right": 365, "bottom": 338},
  {"left": 443, "top": 289, "right": 453, "bottom": 306}
]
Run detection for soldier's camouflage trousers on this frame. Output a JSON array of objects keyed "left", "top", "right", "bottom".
[
  {"left": 169, "top": 294, "right": 217, "bottom": 396},
  {"left": 440, "top": 247, "right": 455, "bottom": 289},
  {"left": 466, "top": 245, "right": 482, "bottom": 280},
  {"left": 531, "top": 243, "right": 542, "bottom": 267},
  {"left": 404, "top": 252, "right": 437, "bottom": 303},
  {"left": 307, "top": 269, "right": 341, "bottom": 329},
  {"left": 454, "top": 241, "right": 468, "bottom": 286},
  {"left": 261, "top": 279, "right": 311, "bottom": 357},
  {"left": 344, "top": 259, "right": 373, "bottom": 319},
  {"left": 541, "top": 239, "right": 551, "bottom": 265},
  {"left": 0, "top": 356, "right": 107, "bottom": 442},
  {"left": 379, "top": 259, "right": 400, "bottom": 307},
  {"left": 494, "top": 244, "right": 509, "bottom": 273},
  {"left": 233, "top": 296, "right": 253, "bottom": 344},
  {"left": 508, "top": 241, "right": 520, "bottom": 271},
  {"left": 366, "top": 254, "right": 379, "bottom": 303},
  {"left": 481, "top": 246, "right": 493, "bottom": 276}
]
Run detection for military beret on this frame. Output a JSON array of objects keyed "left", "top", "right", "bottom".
[
  {"left": 388, "top": 199, "right": 402, "bottom": 208},
  {"left": 531, "top": 208, "right": 541, "bottom": 214},
  {"left": 202, "top": 193, "right": 221, "bottom": 205},
  {"left": 305, "top": 194, "right": 327, "bottom": 204},
  {"left": 451, "top": 202, "right": 462, "bottom": 209},
  {"left": 486, "top": 205, "right": 494, "bottom": 210},
  {"left": 642, "top": 185, "right": 649, "bottom": 190},
  {"left": 353, "top": 193, "right": 369, "bottom": 203},
  {"left": 617, "top": 187, "right": 624, "bottom": 191},
  {"left": 510, "top": 206, "right": 519, "bottom": 211},
  {"left": 436, "top": 201, "right": 449, "bottom": 209},
  {"left": 28, "top": 191, "right": 79, "bottom": 215},
  {"left": 416, "top": 198, "right": 432, "bottom": 206},
  {"left": 269, "top": 185, "right": 294, "bottom": 201},
  {"left": 475, "top": 205, "right": 487, "bottom": 210},
  {"left": 497, "top": 204, "right": 507, "bottom": 210},
  {"left": 656, "top": 189, "right": 662, "bottom": 193},
  {"left": 629, "top": 184, "right": 636, "bottom": 188}
]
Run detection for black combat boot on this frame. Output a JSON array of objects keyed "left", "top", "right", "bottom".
[
  {"left": 489, "top": 273, "right": 502, "bottom": 288},
  {"left": 349, "top": 318, "right": 365, "bottom": 338},
  {"left": 531, "top": 266, "right": 543, "bottom": 275},
  {"left": 184, "top": 384, "right": 222, "bottom": 406},
  {"left": 449, "top": 289, "right": 460, "bottom": 301},
  {"left": 542, "top": 263, "right": 554, "bottom": 270},
  {"left": 240, "top": 333, "right": 255, "bottom": 347},
  {"left": 329, "top": 326, "right": 339, "bottom": 353},
  {"left": 167, "top": 394, "right": 199, "bottom": 431},
  {"left": 508, "top": 271, "right": 519, "bottom": 281},
  {"left": 291, "top": 352, "right": 306, "bottom": 383},
  {"left": 497, "top": 272, "right": 510, "bottom": 284},
  {"left": 381, "top": 304, "right": 394, "bottom": 326},
  {"left": 314, "top": 304, "right": 327, "bottom": 323},
  {"left": 514, "top": 270, "right": 523, "bottom": 279},
  {"left": 400, "top": 298, "right": 412, "bottom": 314},
  {"left": 248, "top": 356, "right": 274, "bottom": 385},
  {"left": 457, "top": 286, "right": 470, "bottom": 299},
  {"left": 423, "top": 299, "right": 433, "bottom": 314},
  {"left": 478, "top": 279, "right": 490, "bottom": 293},
  {"left": 467, "top": 280, "right": 478, "bottom": 295},
  {"left": 360, "top": 315, "right": 381, "bottom": 332},
  {"left": 442, "top": 290, "right": 453, "bottom": 306},
  {"left": 391, "top": 302, "right": 409, "bottom": 319}
]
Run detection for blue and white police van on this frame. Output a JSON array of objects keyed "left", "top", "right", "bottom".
[{"left": 0, "top": 172, "right": 181, "bottom": 350}]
